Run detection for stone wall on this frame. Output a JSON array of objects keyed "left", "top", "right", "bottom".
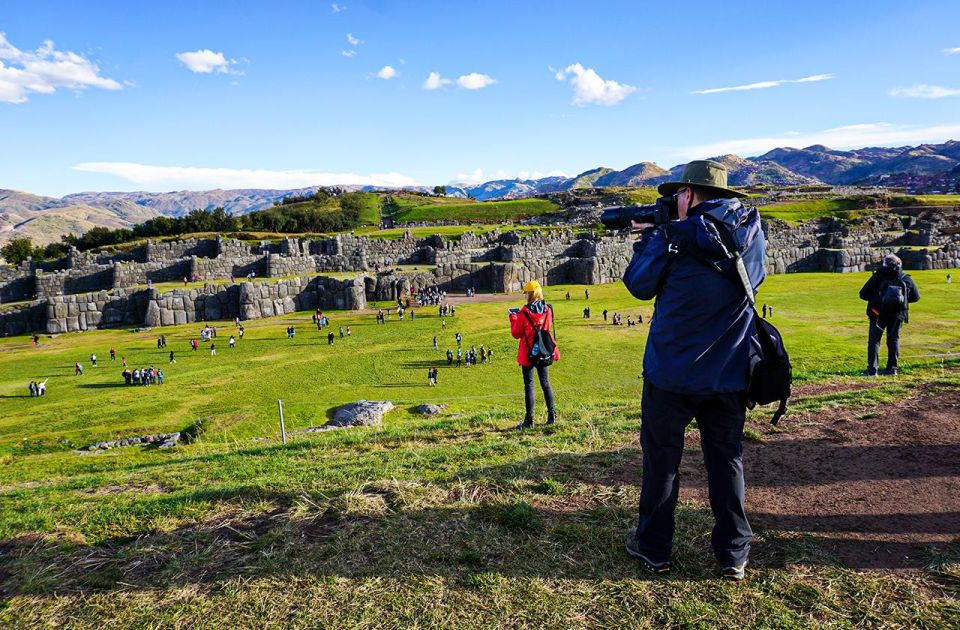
[
  {"left": 35, "top": 265, "right": 114, "bottom": 298},
  {"left": 112, "top": 260, "right": 191, "bottom": 288},
  {"left": 145, "top": 238, "right": 217, "bottom": 262},
  {"left": 237, "top": 276, "right": 364, "bottom": 320},
  {"left": 45, "top": 288, "right": 151, "bottom": 334},
  {"left": 267, "top": 253, "right": 318, "bottom": 278},
  {"left": 0, "top": 274, "right": 35, "bottom": 303},
  {"left": 192, "top": 254, "right": 267, "bottom": 280},
  {"left": 2, "top": 274, "right": 367, "bottom": 336},
  {"left": 0, "top": 302, "right": 46, "bottom": 336}
]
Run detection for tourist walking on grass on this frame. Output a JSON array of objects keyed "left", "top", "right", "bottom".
[
  {"left": 90, "top": 354, "right": 97, "bottom": 367},
  {"left": 75, "top": 362, "right": 83, "bottom": 376},
  {"left": 169, "top": 350, "right": 176, "bottom": 364},
  {"left": 859, "top": 253, "right": 920, "bottom": 376},
  {"left": 110, "top": 348, "right": 116, "bottom": 361},
  {"left": 229, "top": 335, "right": 236, "bottom": 348},
  {"left": 210, "top": 343, "right": 216, "bottom": 356},
  {"left": 621, "top": 160, "right": 764, "bottom": 581},
  {"left": 433, "top": 336, "right": 439, "bottom": 351},
  {"left": 509, "top": 280, "right": 559, "bottom": 430}
]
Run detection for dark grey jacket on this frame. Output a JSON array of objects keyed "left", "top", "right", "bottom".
[{"left": 859, "top": 267, "right": 920, "bottom": 323}]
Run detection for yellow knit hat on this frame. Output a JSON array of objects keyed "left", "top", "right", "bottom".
[{"left": 522, "top": 280, "right": 541, "bottom": 293}]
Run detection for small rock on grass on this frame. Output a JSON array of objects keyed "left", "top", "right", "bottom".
[{"left": 415, "top": 403, "right": 446, "bottom": 415}]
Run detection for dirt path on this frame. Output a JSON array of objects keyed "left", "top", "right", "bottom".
[{"left": 677, "top": 384, "right": 960, "bottom": 570}]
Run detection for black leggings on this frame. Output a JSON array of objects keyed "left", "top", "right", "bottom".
[{"left": 522, "top": 364, "right": 556, "bottom": 424}]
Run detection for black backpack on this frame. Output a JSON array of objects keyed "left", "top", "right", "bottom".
[
  {"left": 523, "top": 306, "right": 557, "bottom": 367},
  {"left": 878, "top": 276, "right": 908, "bottom": 314},
  {"left": 748, "top": 314, "right": 792, "bottom": 424},
  {"left": 664, "top": 220, "right": 792, "bottom": 424}
]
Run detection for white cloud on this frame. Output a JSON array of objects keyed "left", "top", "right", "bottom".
[
  {"left": 346, "top": 33, "right": 362, "bottom": 46},
  {"left": 175, "top": 49, "right": 239, "bottom": 74},
  {"left": 0, "top": 33, "right": 123, "bottom": 104},
  {"left": 423, "top": 71, "right": 495, "bottom": 90},
  {"left": 72, "top": 162, "right": 419, "bottom": 190},
  {"left": 341, "top": 49, "right": 357, "bottom": 58},
  {"left": 691, "top": 73, "right": 834, "bottom": 95},
  {"left": 452, "top": 168, "right": 484, "bottom": 185},
  {"left": 456, "top": 72, "right": 496, "bottom": 90},
  {"left": 677, "top": 122, "right": 960, "bottom": 160},
  {"left": 943, "top": 47, "right": 960, "bottom": 55},
  {"left": 889, "top": 84, "right": 960, "bottom": 99},
  {"left": 554, "top": 63, "right": 636, "bottom": 106},
  {"left": 376, "top": 65, "right": 396, "bottom": 80},
  {"left": 423, "top": 71, "right": 452, "bottom": 90},
  {"left": 331, "top": 3, "right": 346, "bottom": 12}
]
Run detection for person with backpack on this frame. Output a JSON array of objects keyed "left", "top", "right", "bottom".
[
  {"left": 858, "top": 254, "right": 920, "bottom": 376},
  {"left": 621, "top": 160, "right": 767, "bottom": 581},
  {"left": 509, "top": 280, "right": 559, "bottom": 430}
]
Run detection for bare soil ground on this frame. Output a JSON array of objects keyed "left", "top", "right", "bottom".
[{"left": 681, "top": 384, "right": 960, "bottom": 570}]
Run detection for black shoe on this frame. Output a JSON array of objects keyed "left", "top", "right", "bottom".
[
  {"left": 624, "top": 529, "right": 670, "bottom": 575},
  {"left": 514, "top": 421, "right": 533, "bottom": 431},
  {"left": 546, "top": 417, "right": 556, "bottom": 425},
  {"left": 879, "top": 367, "right": 898, "bottom": 376},
  {"left": 860, "top": 370, "right": 877, "bottom": 377},
  {"left": 720, "top": 562, "right": 747, "bottom": 581}
]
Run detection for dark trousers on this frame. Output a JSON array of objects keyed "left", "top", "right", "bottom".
[
  {"left": 868, "top": 316, "right": 902, "bottom": 372},
  {"left": 635, "top": 381, "right": 752, "bottom": 566},
  {"left": 522, "top": 364, "right": 556, "bottom": 424}
]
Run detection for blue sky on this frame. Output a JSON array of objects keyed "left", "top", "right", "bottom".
[{"left": 2, "top": 0, "right": 960, "bottom": 196}]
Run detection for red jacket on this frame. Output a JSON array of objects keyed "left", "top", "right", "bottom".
[{"left": 510, "top": 303, "right": 560, "bottom": 366}]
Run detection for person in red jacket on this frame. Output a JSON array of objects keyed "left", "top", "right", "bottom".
[{"left": 509, "top": 280, "right": 559, "bottom": 430}]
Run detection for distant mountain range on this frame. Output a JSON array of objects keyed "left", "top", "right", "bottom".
[
  {"left": 450, "top": 140, "right": 960, "bottom": 200},
  {"left": 3, "top": 140, "right": 959, "bottom": 245}
]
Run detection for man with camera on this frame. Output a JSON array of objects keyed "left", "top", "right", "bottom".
[{"left": 618, "top": 160, "right": 766, "bottom": 580}]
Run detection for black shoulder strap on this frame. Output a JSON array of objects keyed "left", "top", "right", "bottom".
[{"left": 664, "top": 221, "right": 755, "bottom": 305}]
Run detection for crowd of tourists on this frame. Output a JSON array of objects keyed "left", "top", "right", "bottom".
[{"left": 122, "top": 366, "right": 165, "bottom": 386}]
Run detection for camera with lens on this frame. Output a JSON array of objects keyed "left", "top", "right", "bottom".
[{"left": 599, "top": 196, "right": 679, "bottom": 230}]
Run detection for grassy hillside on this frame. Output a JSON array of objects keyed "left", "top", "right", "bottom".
[
  {"left": 272, "top": 191, "right": 381, "bottom": 227},
  {"left": 757, "top": 199, "right": 874, "bottom": 223},
  {"left": 0, "top": 203, "right": 164, "bottom": 247},
  {"left": 0, "top": 271, "right": 958, "bottom": 626},
  {"left": 389, "top": 194, "right": 560, "bottom": 223}
]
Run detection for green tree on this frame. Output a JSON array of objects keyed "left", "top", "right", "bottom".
[
  {"left": 1, "top": 237, "right": 39, "bottom": 266},
  {"left": 433, "top": 185, "right": 447, "bottom": 196}
]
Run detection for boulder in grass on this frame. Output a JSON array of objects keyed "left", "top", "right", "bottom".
[
  {"left": 415, "top": 404, "right": 446, "bottom": 415},
  {"left": 327, "top": 401, "right": 394, "bottom": 428}
]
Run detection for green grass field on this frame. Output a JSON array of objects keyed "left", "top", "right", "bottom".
[
  {"left": 391, "top": 197, "right": 561, "bottom": 223},
  {"left": 1, "top": 270, "right": 959, "bottom": 627},
  {"left": 757, "top": 199, "right": 874, "bottom": 224}
]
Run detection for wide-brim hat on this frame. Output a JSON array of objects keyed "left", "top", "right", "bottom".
[{"left": 657, "top": 159, "right": 748, "bottom": 199}]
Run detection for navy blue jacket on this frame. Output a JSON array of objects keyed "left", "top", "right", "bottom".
[{"left": 623, "top": 198, "right": 766, "bottom": 394}]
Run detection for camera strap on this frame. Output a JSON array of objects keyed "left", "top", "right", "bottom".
[{"left": 662, "top": 221, "right": 756, "bottom": 306}]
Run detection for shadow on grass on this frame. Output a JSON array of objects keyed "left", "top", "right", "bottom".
[{"left": 2, "top": 446, "right": 958, "bottom": 599}]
